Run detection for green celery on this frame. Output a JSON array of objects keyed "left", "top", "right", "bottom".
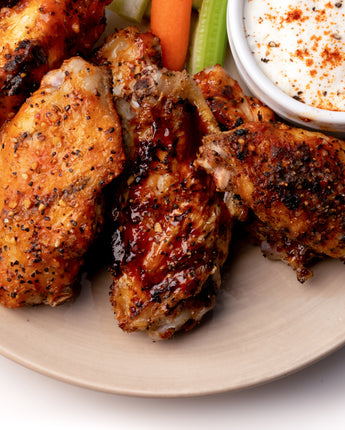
[
  {"left": 108, "top": 0, "right": 150, "bottom": 23},
  {"left": 188, "top": 0, "right": 228, "bottom": 75}
]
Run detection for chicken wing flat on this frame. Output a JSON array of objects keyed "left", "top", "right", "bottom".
[
  {"left": 97, "top": 28, "right": 232, "bottom": 339},
  {"left": 0, "top": 0, "right": 110, "bottom": 125},
  {"left": 198, "top": 121, "right": 345, "bottom": 266},
  {"left": 0, "top": 57, "right": 125, "bottom": 307}
]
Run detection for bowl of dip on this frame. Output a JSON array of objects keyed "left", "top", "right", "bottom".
[{"left": 227, "top": 0, "right": 345, "bottom": 135}]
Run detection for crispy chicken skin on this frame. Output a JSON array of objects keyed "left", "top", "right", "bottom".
[
  {"left": 195, "top": 66, "right": 319, "bottom": 282},
  {"left": 194, "top": 65, "right": 275, "bottom": 131},
  {"left": 198, "top": 121, "right": 345, "bottom": 267},
  {"left": 0, "top": 57, "right": 125, "bottom": 307},
  {"left": 0, "top": 0, "right": 110, "bottom": 125},
  {"left": 245, "top": 217, "right": 320, "bottom": 282},
  {"left": 97, "top": 28, "right": 232, "bottom": 339},
  {"left": 194, "top": 64, "right": 276, "bottom": 221}
]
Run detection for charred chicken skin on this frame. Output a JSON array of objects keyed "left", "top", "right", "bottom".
[
  {"left": 97, "top": 28, "right": 232, "bottom": 340},
  {"left": 0, "top": 57, "right": 125, "bottom": 307},
  {"left": 198, "top": 121, "right": 345, "bottom": 278},
  {"left": 0, "top": 0, "right": 110, "bottom": 126}
]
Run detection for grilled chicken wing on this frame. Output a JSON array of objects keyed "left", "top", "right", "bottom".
[
  {"left": 195, "top": 66, "right": 319, "bottom": 281},
  {"left": 97, "top": 28, "right": 232, "bottom": 339},
  {"left": 198, "top": 121, "right": 345, "bottom": 275},
  {"left": 0, "top": 57, "right": 125, "bottom": 307},
  {"left": 194, "top": 65, "right": 275, "bottom": 131},
  {"left": 0, "top": 0, "right": 110, "bottom": 126},
  {"left": 194, "top": 64, "right": 276, "bottom": 220}
]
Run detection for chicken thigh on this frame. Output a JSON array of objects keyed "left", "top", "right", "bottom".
[
  {"left": 0, "top": 57, "right": 125, "bottom": 307},
  {"left": 97, "top": 28, "right": 232, "bottom": 339},
  {"left": 0, "top": 0, "right": 110, "bottom": 125}
]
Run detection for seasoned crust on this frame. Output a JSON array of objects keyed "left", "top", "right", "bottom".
[
  {"left": 99, "top": 28, "right": 232, "bottom": 339},
  {"left": 0, "top": 57, "right": 125, "bottom": 307},
  {"left": 199, "top": 121, "right": 345, "bottom": 260},
  {"left": 0, "top": 0, "right": 110, "bottom": 125}
]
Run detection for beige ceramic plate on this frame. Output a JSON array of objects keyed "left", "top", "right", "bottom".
[{"left": 1, "top": 11, "right": 345, "bottom": 398}]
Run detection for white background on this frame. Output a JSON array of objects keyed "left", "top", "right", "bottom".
[{"left": 2, "top": 346, "right": 345, "bottom": 430}]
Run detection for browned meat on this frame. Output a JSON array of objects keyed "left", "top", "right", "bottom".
[
  {"left": 194, "top": 65, "right": 275, "bottom": 131},
  {"left": 198, "top": 121, "right": 345, "bottom": 276},
  {"left": 97, "top": 28, "right": 232, "bottom": 339},
  {"left": 0, "top": 57, "right": 125, "bottom": 307},
  {"left": 0, "top": 0, "right": 110, "bottom": 126},
  {"left": 245, "top": 217, "right": 320, "bottom": 282},
  {"left": 194, "top": 64, "right": 276, "bottom": 222},
  {"left": 194, "top": 66, "right": 322, "bottom": 281}
]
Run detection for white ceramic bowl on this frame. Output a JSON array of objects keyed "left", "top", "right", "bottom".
[{"left": 227, "top": 0, "right": 345, "bottom": 136}]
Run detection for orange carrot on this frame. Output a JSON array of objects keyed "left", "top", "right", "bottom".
[{"left": 150, "top": 0, "right": 193, "bottom": 71}]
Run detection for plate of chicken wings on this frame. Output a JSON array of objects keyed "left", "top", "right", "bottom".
[{"left": 1, "top": 2, "right": 345, "bottom": 397}]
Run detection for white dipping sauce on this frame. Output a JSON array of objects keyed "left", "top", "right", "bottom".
[{"left": 244, "top": 0, "right": 345, "bottom": 111}]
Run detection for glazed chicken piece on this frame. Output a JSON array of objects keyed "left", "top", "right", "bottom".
[
  {"left": 97, "top": 28, "right": 232, "bottom": 340},
  {"left": 0, "top": 57, "right": 125, "bottom": 307},
  {"left": 198, "top": 121, "right": 345, "bottom": 279},
  {"left": 0, "top": 0, "right": 110, "bottom": 126}
]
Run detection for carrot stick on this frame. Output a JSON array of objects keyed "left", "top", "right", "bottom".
[{"left": 150, "top": 0, "right": 193, "bottom": 71}]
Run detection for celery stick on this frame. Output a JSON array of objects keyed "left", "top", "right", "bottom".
[
  {"left": 108, "top": 0, "right": 150, "bottom": 23},
  {"left": 188, "top": 0, "right": 228, "bottom": 75}
]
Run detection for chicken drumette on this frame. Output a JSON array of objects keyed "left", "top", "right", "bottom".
[
  {"left": 0, "top": 0, "right": 110, "bottom": 125},
  {"left": 0, "top": 57, "right": 125, "bottom": 307},
  {"left": 97, "top": 28, "right": 232, "bottom": 339}
]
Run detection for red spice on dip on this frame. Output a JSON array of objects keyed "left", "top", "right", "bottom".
[{"left": 244, "top": 0, "right": 345, "bottom": 111}]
